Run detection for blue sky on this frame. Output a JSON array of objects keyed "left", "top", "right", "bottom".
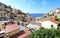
[{"left": 0, "top": 0, "right": 60, "bottom": 14}]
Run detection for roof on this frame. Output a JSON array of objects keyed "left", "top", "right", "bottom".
[
  {"left": 27, "top": 23, "right": 40, "bottom": 30},
  {"left": 5, "top": 24, "right": 19, "bottom": 33},
  {"left": 48, "top": 18, "right": 58, "bottom": 24},
  {"left": 27, "top": 24, "right": 33, "bottom": 28},
  {"left": 9, "top": 19, "right": 14, "bottom": 22},
  {"left": 10, "top": 29, "right": 31, "bottom": 38},
  {"left": 17, "top": 30, "right": 31, "bottom": 38},
  {"left": 27, "top": 19, "right": 32, "bottom": 23}
]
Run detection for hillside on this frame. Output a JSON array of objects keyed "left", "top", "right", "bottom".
[{"left": 36, "top": 8, "right": 60, "bottom": 23}]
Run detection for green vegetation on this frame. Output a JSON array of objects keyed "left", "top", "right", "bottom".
[
  {"left": 55, "top": 16, "right": 60, "bottom": 23},
  {"left": 8, "top": 5, "right": 11, "bottom": 9},
  {"left": 22, "top": 17, "right": 26, "bottom": 22},
  {"left": 18, "top": 10, "right": 26, "bottom": 15},
  {"left": 49, "top": 13, "right": 54, "bottom": 16},
  {"left": 27, "top": 27, "right": 60, "bottom": 38},
  {"left": 18, "top": 12, "right": 26, "bottom": 15},
  {"left": 48, "top": 13, "right": 60, "bottom": 23},
  {"left": 55, "top": 16, "right": 59, "bottom": 21}
]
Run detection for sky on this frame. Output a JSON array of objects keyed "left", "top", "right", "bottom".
[{"left": 0, "top": 0, "right": 60, "bottom": 14}]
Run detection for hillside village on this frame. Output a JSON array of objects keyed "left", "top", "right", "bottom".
[
  {"left": 0, "top": 2, "right": 60, "bottom": 38},
  {"left": 0, "top": 2, "right": 35, "bottom": 38}
]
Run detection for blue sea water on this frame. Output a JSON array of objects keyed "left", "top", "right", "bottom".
[{"left": 29, "top": 14, "right": 44, "bottom": 17}]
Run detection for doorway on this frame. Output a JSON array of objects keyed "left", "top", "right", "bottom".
[{"left": 0, "top": 36, "right": 3, "bottom": 38}]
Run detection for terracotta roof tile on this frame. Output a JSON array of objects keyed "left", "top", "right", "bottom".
[
  {"left": 27, "top": 19, "right": 32, "bottom": 23},
  {"left": 17, "top": 29, "right": 31, "bottom": 38},
  {"left": 48, "top": 18, "right": 58, "bottom": 24},
  {"left": 5, "top": 24, "right": 19, "bottom": 33}
]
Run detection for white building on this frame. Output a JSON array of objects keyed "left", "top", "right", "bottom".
[
  {"left": 27, "top": 22, "right": 41, "bottom": 30},
  {"left": 41, "top": 18, "right": 58, "bottom": 29}
]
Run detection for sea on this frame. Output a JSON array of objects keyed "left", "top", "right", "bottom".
[{"left": 29, "top": 14, "right": 44, "bottom": 18}]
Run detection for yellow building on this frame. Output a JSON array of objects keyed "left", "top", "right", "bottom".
[
  {"left": 12, "top": 8, "right": 18, "bottom": 14},
  {"left": 0, "top": 24, "right": 7, "bottom": 38},
  {"left": 0, "top": 24, "right": 4, "bottom": 29}
]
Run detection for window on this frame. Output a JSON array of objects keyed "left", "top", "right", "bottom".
[
  {"left": 51, "top": 25, "right": 54, "bottom": 28},
  {"left": 1, "top": 14, "right": 2, "bottom": 16},
  {"left": 17, "top": 22, "right": 20, "bottom": 25},
  {"left": 51, "top": 25, "right": 53, "bottom": 27},
  {"left": 4, "top": 23, "right": 7, "bottom": 25},
  {"left": 0, "top": 29, "right": 1, "bottom": 31}
]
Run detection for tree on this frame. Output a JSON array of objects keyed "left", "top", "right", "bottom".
[
  {"left": 22, "top": 17, "right": 26, "bottom": 22},
  {"left": 27, "top": 27, "right": 60, "bottom": 38},
  {"left": 55, "top": 16, "right": 59, "bottom": 21},
  {"left": 8, "top": 5, "right": 11, "bottom": 9},
  {"left": 52, "top": 13, "right": 54, "bottom": 16}
]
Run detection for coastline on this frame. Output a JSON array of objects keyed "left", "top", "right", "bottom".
[{"left": 29, "top": 14, "right": 44, "bottom": 18}]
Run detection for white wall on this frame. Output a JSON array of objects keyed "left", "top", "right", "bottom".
[{"left": 41, "top": 21, "right": 57, "bottom": 29}]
